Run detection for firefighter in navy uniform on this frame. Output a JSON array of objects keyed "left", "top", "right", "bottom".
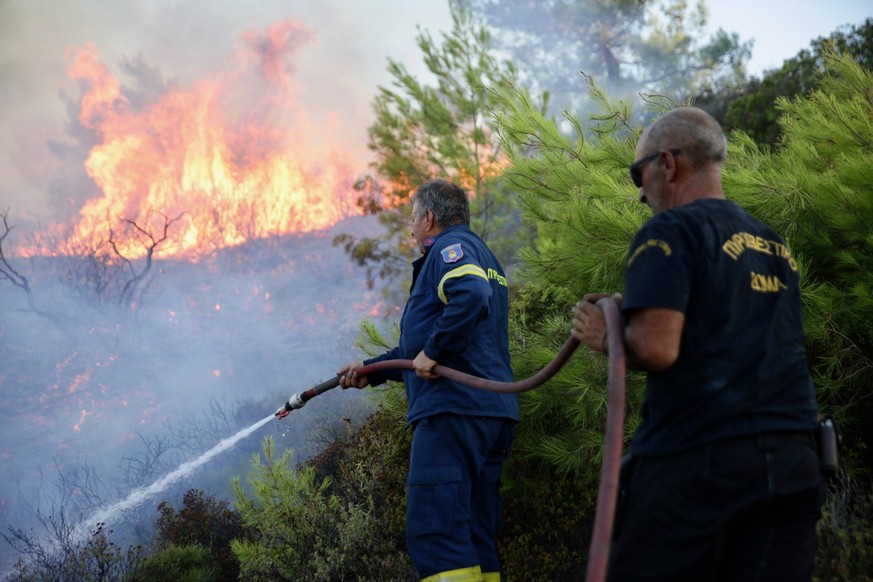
[
  {"left": 572, "top": 107, "right": 826, "bottom": 581},
  {"left": 339, "top": 178, "right": 518, "bottom": 582}
]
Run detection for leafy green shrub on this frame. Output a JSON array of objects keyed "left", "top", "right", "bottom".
[
  {"left": 307, "top": 403, "right": 412, "bottom": 564},
  {"left": 232, "top": 435, "right": 416, "bottom": 581},
  {"left": 814, "top": 476, "right": 873, "bottom": 582},
  {"left": 138, "top": 544, "right": 220, "bottom": 582},
  {"left": 500, "top": 457, "right": 595, "bottom": 581},
  {"left": 153, "top": 489, "right": 243, "bottom": 581}
]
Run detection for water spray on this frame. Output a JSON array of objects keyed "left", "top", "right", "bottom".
[{"left": 75, "top": 414, "right": 275, "bottom": 542}]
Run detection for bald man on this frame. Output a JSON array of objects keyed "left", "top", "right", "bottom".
[{"left": 573, "top": 108, "right": 826, "bottom": 580}]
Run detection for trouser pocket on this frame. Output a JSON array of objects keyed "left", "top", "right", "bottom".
[{"left": 407, "top": 464, "right": 462, "bottom": 536}]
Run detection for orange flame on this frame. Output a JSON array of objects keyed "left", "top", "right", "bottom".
[{"left": 42, "top": 20, "right": 363, "bottom": 259}]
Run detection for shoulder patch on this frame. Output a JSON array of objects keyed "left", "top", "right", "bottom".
[
  {"left": 627, "top": 238, "right": 672, "bottom": 267},
  {"left": 440, "top": 243, "right": 464, "bottom": 263}
]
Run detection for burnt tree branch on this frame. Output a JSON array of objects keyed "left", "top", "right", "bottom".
[
  {"left": 108, "top": 211, "right": 185, "bottom": 309},
  {"left": 0, "top": 209, "right": 37, "bottom": 311}
]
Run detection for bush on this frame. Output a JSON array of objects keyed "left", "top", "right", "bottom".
[
  {"left": 153, "top": 489, "right": 244, "bottom": 581},
  {"left": 138, "top": 544, "right": 220, "bottom": 582},
  {"left": 308, "top": 404, "right": 411, "bottom": 559},
  {"left": 232, "top": 434, "right": 416, "bottom": 581},
  {"left": 499, "top": 457, "right": 595, "bottom": 581},
  {"left": 814, "top": 475, "right": 873, "bottom": 581},
  {"left": 4, "top": 522, "right": 143, "bottom": 582}
]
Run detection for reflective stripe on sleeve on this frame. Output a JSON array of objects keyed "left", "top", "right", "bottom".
[{"left": 437, "top": 264, "right": 488, "bottom": 304}]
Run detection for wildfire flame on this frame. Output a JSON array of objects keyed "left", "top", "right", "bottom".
[{"left": 31, "top": 20, "right": 363, "bottom": 259}]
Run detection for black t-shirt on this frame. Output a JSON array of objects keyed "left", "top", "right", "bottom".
[{"left": 623, "top": 198, "right": 818, "bottom": 456}]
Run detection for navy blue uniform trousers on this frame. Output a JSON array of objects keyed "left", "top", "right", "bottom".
[{"left": 406, "top": 413, "right": 515, "bottom": 578}]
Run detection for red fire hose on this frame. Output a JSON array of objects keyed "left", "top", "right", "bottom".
[
  {"left": 585, "top": 297, "right": 627, "bottom": 582},
  {"left": 275, "top": 297, "right": 626, "bottom": 581}
]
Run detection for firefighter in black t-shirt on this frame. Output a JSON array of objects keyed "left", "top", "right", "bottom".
[{"left": 572, "top": 107, "right": 826, "bottom": 581}]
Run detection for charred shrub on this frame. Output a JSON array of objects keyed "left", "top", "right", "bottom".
[{"left": 4, "top": 522, "right": 143, "bottom": 582}]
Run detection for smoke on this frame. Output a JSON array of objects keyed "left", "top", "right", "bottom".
[
  {"left": 241, "top": 19, "right": 316, "bottom": 84},
  {"left": 0, "top": 216, "right": 390, "bottom": 571}
]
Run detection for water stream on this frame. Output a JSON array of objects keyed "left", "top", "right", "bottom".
[{"left": 77, "top": 413, "right": 274, "bottom": 537}]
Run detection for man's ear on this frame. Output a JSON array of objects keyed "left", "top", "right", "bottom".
[{"left": 663, "top": 150, "right": 679, "bottom": 183}]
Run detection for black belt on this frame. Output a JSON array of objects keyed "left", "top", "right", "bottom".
[{"left": 754, "top": 431, "right": 816, "bottom": 450}]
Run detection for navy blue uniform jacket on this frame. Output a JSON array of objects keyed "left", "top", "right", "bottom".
[{"left": 364, "top": 224, "right": 520, "bottom": 425}]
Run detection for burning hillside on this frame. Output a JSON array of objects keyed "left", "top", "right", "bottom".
[
  {"left": 0, "top": 18, "right": 401, "bottom": 573},
  {"left": 21, "top": 19, "right": 366, "bottom": 260},
  {"left": 0, "top": 216, "right": 387, "bottom": 571}
]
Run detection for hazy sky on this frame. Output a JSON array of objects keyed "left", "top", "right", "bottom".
[
  {"left": 704, "top": 0, "right": 870, "bottom": 74},
  {"left": 0, "top": 0, "right": 869, "bottom": 219}
]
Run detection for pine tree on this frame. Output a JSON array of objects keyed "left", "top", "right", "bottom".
[
  {"left": 468, "top": 0, "right": 751, "bottom": 115},
  {"left": 491, "top": 75, "right": 651, "bottom": 481},
  {"left": 718, "top": 18, "right": 873, "bottom": 146},
  {"left": 335, "top": 0, "right": 539, "bottom": 296},
  {"left": 481, "top": 76, "right": 654, "bottom": 576}
]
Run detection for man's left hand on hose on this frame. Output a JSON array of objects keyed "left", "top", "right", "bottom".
[
  {"left": 337, "top": 360, "right": 369, "bottom": 389},
  {"left": 413, "top": 350, "right": 440, "bottom": 380},
  {"left": 572, "top": 293, "right": 622, "bottom": 353}
]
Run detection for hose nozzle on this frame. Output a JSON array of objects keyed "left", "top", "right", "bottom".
[
  {"left": 274, "top": 374, "right": 342, "bottom": 421},
  {"left": 275, "top": 392, "right": 306, "bottom": 419}
]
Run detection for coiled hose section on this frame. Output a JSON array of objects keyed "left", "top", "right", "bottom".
[{"left": 282, "top": 297, "right": 626, "bottom": 581}]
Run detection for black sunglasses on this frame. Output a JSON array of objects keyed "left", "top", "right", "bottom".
[{"left": 629, "top": 149, "right": 681, "bottom": 187}]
